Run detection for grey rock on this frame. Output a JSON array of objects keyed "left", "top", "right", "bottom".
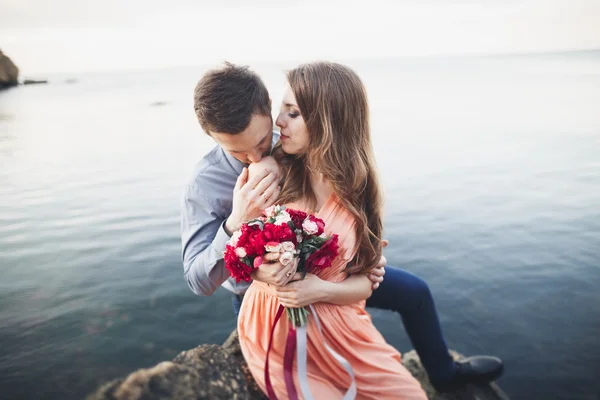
[
  {"left": 402, "top": 350, "right": 509, "bottom": 400},
  {"left": 23, "top": 79, "right": 48, "bottom": 85},
  {"left": 0, "top": 49, "right": 19, "bottom": 89},
  {"left": 87, "top": 330, "right": 507, "bottom": 400}
]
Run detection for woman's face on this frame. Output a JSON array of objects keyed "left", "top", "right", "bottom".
[{"left": 275, "top": 84, "right": 310, "bottom": 155}]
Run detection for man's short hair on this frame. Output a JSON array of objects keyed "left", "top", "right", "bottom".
[{"left": 193, "top": 62, "right": 271, "bottom": 135}]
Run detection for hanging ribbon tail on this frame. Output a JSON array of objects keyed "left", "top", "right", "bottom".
[
  {"left": 265, "top": 305, "right": 285, "bottom": 400},
  {"left": 283, "top": 324, "right": 299, "bottom": 400},
  {"left": 296, "top": 324, "right": 314, "bottom": 400},
  {"left": 309, "top": 305, "right": 357, "bottom": 400}
]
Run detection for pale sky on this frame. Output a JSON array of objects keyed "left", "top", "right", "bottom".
[{"left": 1, "top": 0, "right": 599, "bottom": 74}]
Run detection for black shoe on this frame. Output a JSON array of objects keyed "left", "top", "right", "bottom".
[{"left": 433, "top": 355, "right": 504, "bottom": 392}]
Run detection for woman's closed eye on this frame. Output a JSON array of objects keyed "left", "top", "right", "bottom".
[{"left": 288, "top": 112, "right": 300, "bottom": 118}]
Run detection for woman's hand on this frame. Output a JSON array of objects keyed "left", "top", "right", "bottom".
[
  {"left": 368, "top": 263, "right": 385, "bottom": 290},
  {"left": 252, "top": 253, "right": 298, "bottom": 287},
  {"left": 275, "top": 273, "right": 329, "bottom": 308},
  {"left": 367, "top": 239, "right": 388, "bottom": 290},
  {"left": 248, "top": 156, "right": 281, "bottom": 180}
]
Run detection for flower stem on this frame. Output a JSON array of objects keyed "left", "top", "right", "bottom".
[{"left": 286, "top": 307, "right": 310, "bottom": 327}]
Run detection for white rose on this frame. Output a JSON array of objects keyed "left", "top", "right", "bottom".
[
  {"left": 279, "top": 251, "right": 294, "bottom": 266},
  {"left": 235, "top": 247, "right": 247, "bottom": 258},
  {"left": 275, "top": 211, "right": 292, "bottom": 226},
  {"left": 302, "top": 219, "right": 318, "bottom": 235},
  {"left": 282, "top": 241, "right": 295, "bottom": 252}
]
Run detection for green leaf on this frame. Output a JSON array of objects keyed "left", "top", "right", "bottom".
[{"left": 248, "top": 220, "right": 265, "bottom": 230}]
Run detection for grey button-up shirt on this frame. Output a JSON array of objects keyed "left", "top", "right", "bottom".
[{"left": 180, "top": 132, "right": 280, "bottom": 296}]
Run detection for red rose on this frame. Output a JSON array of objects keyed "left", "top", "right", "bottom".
[
  {"left": 306, "top": 234, "right": 339, "bottom": 271},
  {"left": 244, "top": 227, "right": 267, "bottom": 256},
  {"left": 308, "top": 215, "right": 326, "bottom": 236},
  {"left": 262, "top": 222, "right": 295, "bottom": 243},
  {"left": 287, "top": 208, "right": 308, "bottom": 229},
  {"left": 235, "top": 224, "right": 253, "bottom": 249},
  {"left": 224, "top": 244, "right": 254, "bottom": 282}
]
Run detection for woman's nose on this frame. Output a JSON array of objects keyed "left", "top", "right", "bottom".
[{"left": 275, "top": 113, "right": 285, "bottom": 128}]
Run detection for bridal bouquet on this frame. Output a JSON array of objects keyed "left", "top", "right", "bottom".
[
  {"left": 224, "top": 204, "right": 339, "bottom": 326},
  {"left": 225, "top": 204, "right": 355, "bottom": 400}
]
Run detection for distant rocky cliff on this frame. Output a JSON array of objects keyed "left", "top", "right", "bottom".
[{"left": 0, "top": 50, "right": 19, "bottom": 89}]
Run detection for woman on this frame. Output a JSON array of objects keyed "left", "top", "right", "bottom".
[{"left": 238, "top": 62, "right": 427, "bottom": 399}]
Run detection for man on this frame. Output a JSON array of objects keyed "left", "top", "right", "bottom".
[{"left": 181, "top": 62, "right": 503, "bottom": 392}]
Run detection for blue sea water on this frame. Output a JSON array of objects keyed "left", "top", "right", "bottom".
[{"left": 1, "top": 52, "right": 599, "bottom": 400}]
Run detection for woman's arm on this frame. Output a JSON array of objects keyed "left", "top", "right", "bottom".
[{"left": 275, "top": 273, "right": 372, "bottom": 308}]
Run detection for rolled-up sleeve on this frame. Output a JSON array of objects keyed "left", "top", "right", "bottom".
[{"left": 180, "top": 183, "right": 232, "bottom": 296}]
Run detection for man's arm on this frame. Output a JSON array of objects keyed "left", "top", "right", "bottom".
[
  {"left": 181, "top": 183, "right": 232, "bottom": 296},
  {"left": 181, "top": 165, "right": 284, "bottom": 296}
]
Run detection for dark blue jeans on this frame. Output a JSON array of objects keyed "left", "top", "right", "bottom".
[{"left": 232, "top": 265, "right": 456, "bottom": 385}]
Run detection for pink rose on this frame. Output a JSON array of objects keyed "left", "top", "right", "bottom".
[
  {"left": 235, "top": 247, "right": 247, "bottom": 258},
  {"left": 279, "top": 251, "right": 294, "bottom": 266},
  {"left": 281, "top": 241, "right": 295, "bottom": 252},
  {"left": 228, "top": 230, "right": 242, "bottom": 247},
  {"left": 265, "top": 242, "right": 283, "bottom": 252},
  {"left": 302, "top": 219, "right": 318, "bottom": 235},
  {"left": 264, "top": 205, "right": 277, "bottom": 218},
  {"left": 253, "top": 256, "right": 264, "bottom": 269}
]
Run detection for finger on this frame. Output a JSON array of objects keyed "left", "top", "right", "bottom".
[
  {"left": 287, "top": 272, "right": 303, "bottom": 282},
  {"left": 279, "top": 301, "right": 298, "bottom": 308},
  {"left": 276, "top": 291, "right": 296, "bottom": 300},
  {"left": 279, "top": 299, "right": 300, "bottom": 308},
  {"left": 265, "top": 185, "right": 282, "bottom": 207},
  {"left": 277, "top": 261, "right": 297, "bottom": 285},
  {"left": 369, "top": 274, "right": 384, "bottom": 283},
  {"left": 251, "top": 172, "right": 277, "bottom": 197},
  {"left": 371, "top": 266, "right": 385, "bottom": 277},
  {"left": 275, "top": 285, "right": 294, "bottom": 293},
  {"left": 263, "top": 252, "right": 281, "bottom": 262},
  {"left": 274, "top": 263, "right": 294, "bottom": 286},
  {"left": 382, "top": 239, "right": 389, "bottom": 248},
  {"left": 372, "top": 282, "right": 380, "bottom": 290},
  {"left": 260, "top": 181, "right": 281, "bottom": 207},
  {"left": 235, "top": 168, "right": 249, "bottom": 191},
  {"left": 242, "top": 169, "right": 270, "bottom": 193},
  {"left": 377, "top": 255, "right": 387, "bottom": 268}
]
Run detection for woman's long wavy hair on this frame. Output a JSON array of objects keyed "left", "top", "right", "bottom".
[{"left": 273, "top": 61, "right": 383, "bottom": 274}]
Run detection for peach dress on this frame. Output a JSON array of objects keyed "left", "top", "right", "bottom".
[{"left": 238, "top": 194, "right": 427, "bottom": 400}]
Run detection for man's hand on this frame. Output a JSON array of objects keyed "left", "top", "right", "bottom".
[
  {"left": 276, "top": 273, "right": 329, "bottom": 308},
  {"left": 367, "top": 239, "right": 389, "bottom": 290},
  {"left": 225, "top": 167, "right": 280, "bottom": 235},
  {"left": 251, "top": 254, "right": 298, "bottom": 286}
]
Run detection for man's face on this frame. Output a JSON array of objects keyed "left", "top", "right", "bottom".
[{"left": 210, "top": 114, "right": 274, "bottom": 164}]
